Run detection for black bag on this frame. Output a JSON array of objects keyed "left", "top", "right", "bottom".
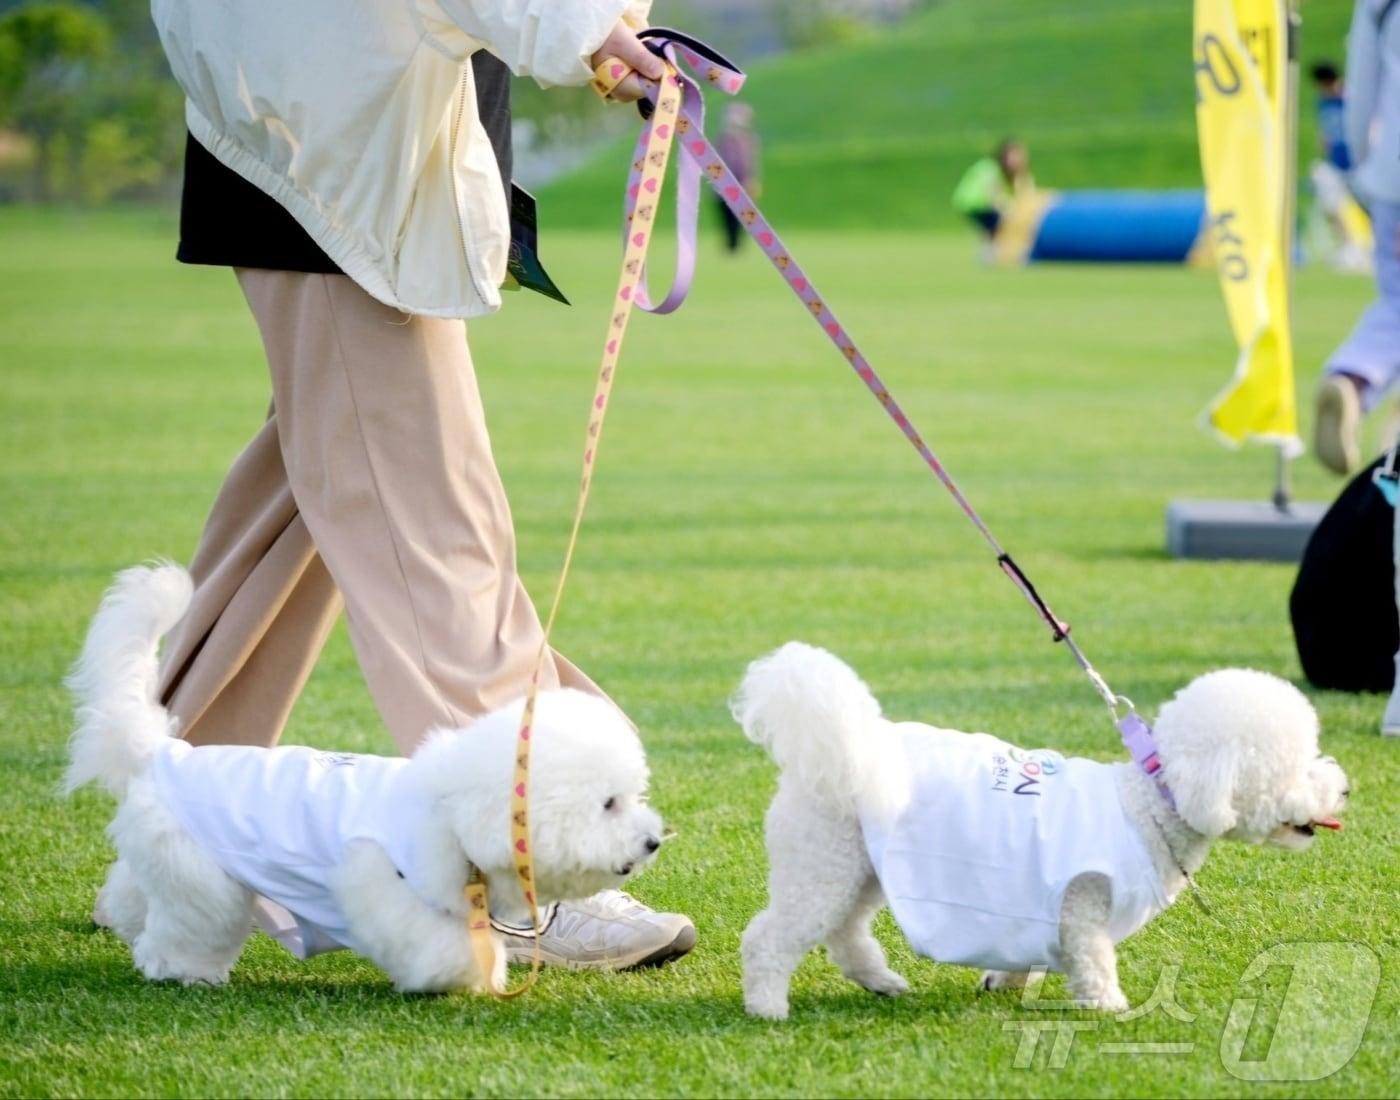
[{"left": 1290, "top": 452, "right": 1399, "bottom": 692}]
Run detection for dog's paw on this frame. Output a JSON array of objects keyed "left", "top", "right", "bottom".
[
  {"left": 860, "top": 969, "right": 909, "bottom": 998},
  {"left": 979, "top": 969, "right": 1030, "bottom": 993},
  {"left": 178, "top": 971, "right": 230, "bottom": 988},
  {"left": 1076, "top": 989, "right": 1130, "bottom": 1014},
  {"left": 744, "top": 990, "right": 791, "bottom": 1021},
  {"left": 134, "top": 942, "right": 229, "bottom": 986}
]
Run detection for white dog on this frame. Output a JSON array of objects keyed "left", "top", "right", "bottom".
[
  {"left": 65, "top": 564, "right": 664, "bottom": 993},
  {"left": 733, "top": 642, "right": 1349, "bottom": 1019}
]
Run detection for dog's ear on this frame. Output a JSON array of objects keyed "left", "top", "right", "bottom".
[{"left": 1165, "top": 740, "right": 1238, "bottom": 837}]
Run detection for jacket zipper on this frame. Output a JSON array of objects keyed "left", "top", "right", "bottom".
[{"left": 447, "top": 68, "right": 493, "bottom": 306}]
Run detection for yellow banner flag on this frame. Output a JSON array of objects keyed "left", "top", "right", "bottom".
[{"left": 1194, "top": 0, "right": 1301, "bottom": 453}]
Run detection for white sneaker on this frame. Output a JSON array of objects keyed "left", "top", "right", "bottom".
[
  {"left": 1314, "top": 375, "right": 1363, "bottom": 476},
  {"left": 494, "top": 890, "right": 696, "bottom": 970}
]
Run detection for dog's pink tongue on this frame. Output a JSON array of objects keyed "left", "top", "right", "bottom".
[{"left": 1312, "top": 817, "right": 1343, "bottom": 832}]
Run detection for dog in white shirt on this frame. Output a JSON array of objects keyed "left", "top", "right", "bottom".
[
  {"left": 733, "top": 642, "right": 1349, "bottom": 1019},
  {"left": 65, "top": 564, "right": 664, "bottom": 993}
]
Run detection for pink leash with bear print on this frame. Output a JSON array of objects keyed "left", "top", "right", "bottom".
[{"left": 607, "top": 30, "right": 1172, "bottom": 804}]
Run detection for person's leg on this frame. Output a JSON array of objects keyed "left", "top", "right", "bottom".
[
  {"left": 966, "top": 209, "right": 1001, "bottom": 238},
  {"left": 719, "top": 196, "right": 742, "bottom": 252},
  {"left": 235, "top": 269, "right": 608, "bottom": 751},
  {"left": 1317, "top": 201, "right": 1400, "bottom": 475},
  {"left": 157, "top": 412, "right": 342, "bottom": 746},
  {"left": 235, "top": 270, "right": 694, "bottom": 967}
]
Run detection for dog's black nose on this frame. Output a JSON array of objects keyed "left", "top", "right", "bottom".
[{"left": 645, "top": 836, "right": 661, "bottom": 853}]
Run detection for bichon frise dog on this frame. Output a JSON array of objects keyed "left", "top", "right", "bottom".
[
  {"left": 733, "top": 642, "right": 1349, "bottom": 1019},
  {"left": 65, "top": 564, "right": 664, "bottom": 993}
]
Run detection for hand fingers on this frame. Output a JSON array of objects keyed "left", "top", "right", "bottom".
[
  {"left": 611, "top": 34, "right": 665, "bottom": 82},
  {"left": 608, "top": 72, "right": 649, "bottom": 103}
]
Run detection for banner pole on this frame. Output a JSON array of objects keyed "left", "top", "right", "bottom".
[{"left": 1274, "top": 0, "right": 1303, "bottom": 513}]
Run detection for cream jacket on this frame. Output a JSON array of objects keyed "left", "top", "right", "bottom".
[{"left": 151, "top": 1, "right": 649, "bottom": 317}]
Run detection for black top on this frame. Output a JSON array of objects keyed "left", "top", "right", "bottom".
[{"left": 177, "top": 52, "right": 514, "bottom": 273}]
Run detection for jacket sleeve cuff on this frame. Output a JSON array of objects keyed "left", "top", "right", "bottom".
[{"left": 434, "top": 0, "right": 633, "bottom": 87}]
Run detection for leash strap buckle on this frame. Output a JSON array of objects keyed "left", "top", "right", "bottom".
[{"left": 1117, "top": 710, "right": 1176, "bottom": 807}]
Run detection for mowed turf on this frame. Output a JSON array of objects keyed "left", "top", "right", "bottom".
[{"left": 1, "top": 206, "right": 1397, "bottom": 1098}]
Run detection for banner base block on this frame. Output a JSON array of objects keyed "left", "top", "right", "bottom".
[{"left": 1165, "top": 499, "right": 1326, "bottom": 561}]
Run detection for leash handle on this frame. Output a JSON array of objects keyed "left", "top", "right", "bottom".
[
  {"left": 623, "top": 33, "right": 747, "bottom": 314},
  {"left": 997, "top": 553, "right": 1069, "bottom": 642}
]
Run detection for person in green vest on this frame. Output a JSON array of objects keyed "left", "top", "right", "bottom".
[{"left": 952, "top": 138, "right": 1033, "bottom": 238}]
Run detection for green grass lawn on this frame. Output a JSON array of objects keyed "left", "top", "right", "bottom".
[{"left": 1, "top": 205, "right": 1397, "bottom": 1098}]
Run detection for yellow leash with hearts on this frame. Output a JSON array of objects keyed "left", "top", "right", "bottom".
[{"left": 461, "top": 58, "right": 682, "bottom": 998}]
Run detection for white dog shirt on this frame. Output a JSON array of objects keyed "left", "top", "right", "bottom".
[
  {"left": 861, "top": 725, "right": 1170, "bottom": 972},
  {"left": 149, "top": 740, "right": 434, "bottom": 958}
]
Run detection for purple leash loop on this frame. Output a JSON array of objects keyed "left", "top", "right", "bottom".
[{"left": 623, "top": 31, "right": 1173, "bottom": 805}]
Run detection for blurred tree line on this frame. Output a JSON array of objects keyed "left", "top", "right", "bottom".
[
  {"left": 0, "top": 0, "right": 182, "bottom": 203},
  {"left": 0, "top": 0, "right": 931, "bottom": 204}
]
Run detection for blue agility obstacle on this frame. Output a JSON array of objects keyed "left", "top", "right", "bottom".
[{"left": 994, "top": 190, "right": 1208, "bottom": 266}]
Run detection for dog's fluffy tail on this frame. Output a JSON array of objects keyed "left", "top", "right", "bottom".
[
  {"left": 731, "top": 642, "right": 888, "bottom": 815},
  {"left": 64, "top": 563, "right": 192, "bottom": 798}
]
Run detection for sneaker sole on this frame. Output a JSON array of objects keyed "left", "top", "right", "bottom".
[{"left": 1315, "top": 378, "right": 1361, "bottom": 476}]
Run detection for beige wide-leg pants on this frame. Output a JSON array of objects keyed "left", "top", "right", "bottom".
[{"left": 157, "top": 270, "right": 609, "bottom": 754}]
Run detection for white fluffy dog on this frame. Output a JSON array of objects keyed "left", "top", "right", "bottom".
[
  {"left": 734, "top": 642, "right": 1349, "bottom": 1020},
  {"left": 65, "top": 564, "right": 664, "bottom": 993}
]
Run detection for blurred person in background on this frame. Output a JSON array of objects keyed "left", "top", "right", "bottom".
[
  {"left": 1306, "top": 60, "right": 1372, "bottom": 272},
  {"left": 1313, "top": 60, "right": 1352, "bottom": 171},
  {"left": 951, "top": 138, "right": 1033, "bottom": 240},
  {"left": 138, "top": 0, "right": 696, "bottom": 972},
  {"left": 1304, "top": 1, "right": 1400, "bottom": 740},
  {"left": 1314, "top": 0, "right": 1400, "bottom": 477},
  {"left": 715, "top": 102, "right": 761, "bottom": 251}
]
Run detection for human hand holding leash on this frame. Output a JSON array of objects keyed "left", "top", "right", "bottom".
[{"left": 590, "top": 22, "right": 664, "bottom": 102}]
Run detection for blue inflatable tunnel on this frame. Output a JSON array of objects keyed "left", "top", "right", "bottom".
[{"left": 995, "top": 190, "right": 1208, "bottom": 265}]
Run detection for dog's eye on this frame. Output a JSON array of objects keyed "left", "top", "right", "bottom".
[{"left": 603, "top": 796, "right": 616, "bottom": 811}]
